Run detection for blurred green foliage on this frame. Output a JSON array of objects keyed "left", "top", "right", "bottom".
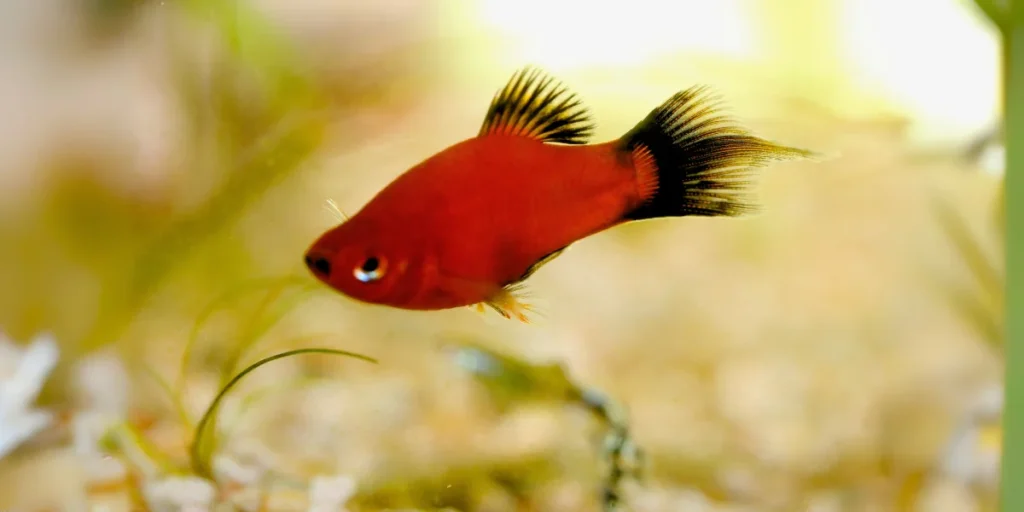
[
  {"left": 438, "top": 336, "right": 644, "bottom": 511},
  {"left": 176, "top": 276, "right": 319, "bottom": 400},
  {"left": 101, "top": 0, "right": 330, "bottom": 347},
  {"left": 0, "top": 0, "right": 338, "bottom": 405},
  {"left": 933, "top": 184, "right": 1004, "bottom": 353}
]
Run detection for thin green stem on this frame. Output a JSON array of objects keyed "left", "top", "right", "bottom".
[{"left": 189, "top": 347, "right": 376, "bottom": 479}]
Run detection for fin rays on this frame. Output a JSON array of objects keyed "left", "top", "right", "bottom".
[
  {"left": 620, "top": 85, "right": 817, "bottom": 219},
  {"left": 479, "top": 66, "right": 595, "bottom": 145}
]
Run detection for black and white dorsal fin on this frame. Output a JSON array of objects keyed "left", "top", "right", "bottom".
[{"left": 478, "top": 66, "right": 595, "bottom": 145}]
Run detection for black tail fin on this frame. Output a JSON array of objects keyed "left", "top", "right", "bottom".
[{"left": 618, "top": 85, "right": 817, "bottom": 220}]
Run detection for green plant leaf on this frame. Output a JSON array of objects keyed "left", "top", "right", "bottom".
[
  {"left": 189, "top": 347, "right": 377, "bottom": 478},
  {"left": 175, "top": 275, "right": 311, "bottom": 405},
  {"left": 218, "top": 282, "right": 320, "bottom": 387}
]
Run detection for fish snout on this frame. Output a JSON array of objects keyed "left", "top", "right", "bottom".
[{"left": 304, "top": 251, "right": 333, "bottom": 279}]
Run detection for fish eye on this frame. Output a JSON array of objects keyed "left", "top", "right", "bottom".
[{"left": 353, "top": 256, "right": 385, "bottom": 283}]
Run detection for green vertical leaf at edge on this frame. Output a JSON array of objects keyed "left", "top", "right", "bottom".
[{"left": 1001, "top": 5, "right": 1023, "bottom": 511}]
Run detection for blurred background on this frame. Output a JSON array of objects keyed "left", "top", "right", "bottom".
[{"left": 0, "top": 0, "right": 1007, "bottom": 510}]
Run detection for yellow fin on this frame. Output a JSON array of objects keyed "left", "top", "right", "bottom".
[{"left": 483, "top": 283, "right": 537, "bottom": 324}]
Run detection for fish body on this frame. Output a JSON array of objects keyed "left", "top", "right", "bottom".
[{"left": 305, "top": 67, "right": 816, "bottom": 321}]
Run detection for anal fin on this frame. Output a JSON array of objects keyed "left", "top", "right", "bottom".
[
  {"left": 463, "top": 246, "right": 569, "bottom": 323},
  {"left": 483, "top": 283, "right": 536, "bottom": 324},
  {"left": 478, "top": 246, "right": 569, "bottom": 323}
]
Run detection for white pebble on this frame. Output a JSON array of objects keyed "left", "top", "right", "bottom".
[
  {"left": 307, "top": 474, "right": 357, "bottom": 512},
  {"left": 213, "top": 455, "right": 264, "bottom": 486},
  {"left": 0, "top": 332, "right": 59, "bottom": 460},
  {"left": 142, "top": 475, "right": 217, "bottom": 512},
  {"left": 73, "top": 349, "right": 130, "bottom": 417}
]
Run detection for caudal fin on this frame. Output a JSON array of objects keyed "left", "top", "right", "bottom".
[{"left": 618, "top": 85, "right": 817, "bottom": 220}]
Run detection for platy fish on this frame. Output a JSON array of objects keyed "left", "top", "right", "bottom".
[{"left": 304, "top": 66, "right": 816, "bottom": 321}]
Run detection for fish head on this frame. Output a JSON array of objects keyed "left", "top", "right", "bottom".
[{"left": 303, "top": 218, "right": 426, "bottom": 307}]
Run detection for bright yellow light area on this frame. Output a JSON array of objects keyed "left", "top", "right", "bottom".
[
  {"left": 476, "top": 0, "right": 999, "bottom": 144},
  {"left": 477, "top": 0, "right": 753, "bottom": 71},
  {"left": 839, "top": 0, "right": 1000, "bottom": 141}
]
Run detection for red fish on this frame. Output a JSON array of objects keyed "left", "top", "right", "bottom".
[{"left": 304, "top": 66, "right": 815, "bottom": 321}]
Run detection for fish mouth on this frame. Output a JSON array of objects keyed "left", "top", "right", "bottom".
[{"left": 304, "top": 250, "right": 333, "bottom": 281}]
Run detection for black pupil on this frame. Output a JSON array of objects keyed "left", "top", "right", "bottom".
[{"left": 361, "top": 257, "right": 379, "bottom": 273}]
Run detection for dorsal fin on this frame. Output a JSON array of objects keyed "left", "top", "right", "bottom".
[{"left": 478, "top": 66, "right": 595, "bottom": 145}]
